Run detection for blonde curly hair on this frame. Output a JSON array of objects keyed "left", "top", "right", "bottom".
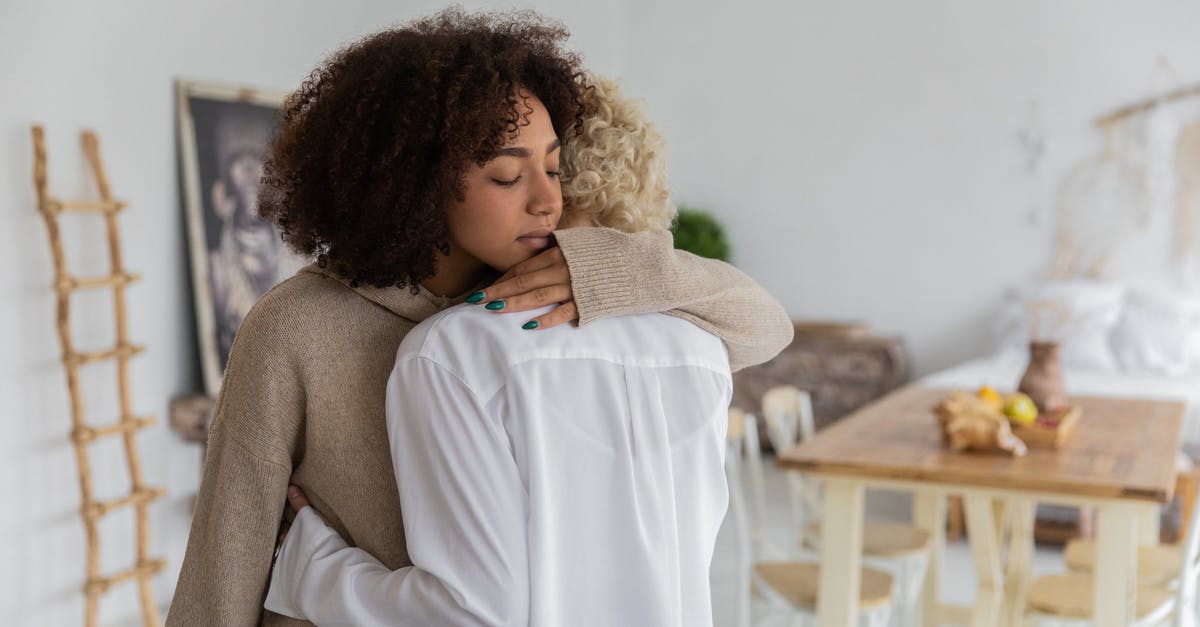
[{"left": 561, "top": 76, "right": 675, "bottom": 232}]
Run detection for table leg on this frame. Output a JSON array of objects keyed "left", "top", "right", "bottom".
[
  {"left": 1139, "top": 503, "right": 1161, "bottom": 545},
  {"left": 1002, "top": 498, "right": 1035, "bottom": 626},
  {"left": 964, "top": 494, "right": 1003, "bottom": 627},
  {"left": 991, "top": 498, "right": 1008, "bottom": 553},
  {"left": 913, "top": 491, "right": 945, "bottom": 627},
  {"left": 1079, "top": 505, "right": 1096, "bottom": 539},
  {"left": 817, "top": 478, "right": 865, "bottom": 626},
  {"left": 1094, "top": 503, "right": 1139, "bottom": 627}
]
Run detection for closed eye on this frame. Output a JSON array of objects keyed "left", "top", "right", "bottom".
[{"left": 492, "top": 175, "right": 522, "bottom": 187}]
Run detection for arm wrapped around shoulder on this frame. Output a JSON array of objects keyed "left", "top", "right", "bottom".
[{"left": 555, "top": 226, "right": 793, "bottom": 372}]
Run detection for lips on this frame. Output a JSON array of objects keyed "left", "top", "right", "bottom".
[
  {"left": 517, "top": 228, "right": 555, "bottom": 250},
  {"left": 517, "top": 235, "right": 553, "bottom": 250}
]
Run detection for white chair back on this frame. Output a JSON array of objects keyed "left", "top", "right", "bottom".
[
  {"left": 762, "top": 385, "right": 815, "bottom": 447},
  {"left": 725, "top": 408, "right": 754, "bottom": 627},
  {"left": 726, "top": 407, "right": 895, "bottom": 627},
  {"left": 739, "top": 407, "right": 809, "bottom": 561},
  {"left": 740, "top": 411, "right": 773, "bottom": 557},
  {"left": 761, "top": 386, "right": 822, "bottom": 547}
]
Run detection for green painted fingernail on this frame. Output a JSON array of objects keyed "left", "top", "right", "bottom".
[
  {"left": 466, "top": 291, "right": 486, "bottom": 304},
  {"left": 522, "top": 320, "right": 539, "bottom": 330},
  {"left": 485, "top": 300, "right": 506, "bottom": 311}
]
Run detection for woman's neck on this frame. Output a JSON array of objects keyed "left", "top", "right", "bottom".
[{"left": 420, "top": 244, "right": 487, "bottom": 298}]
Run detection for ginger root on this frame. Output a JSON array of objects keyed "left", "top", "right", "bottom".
[{"left": 935, "top": 391, "right": 1028, "bottom": 457}]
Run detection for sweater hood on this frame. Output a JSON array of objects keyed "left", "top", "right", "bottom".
[{"left": 299, "top": 263, "right": 472, "bottom": 324}]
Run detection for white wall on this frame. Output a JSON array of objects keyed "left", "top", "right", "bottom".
[
  {"left": 2, "top": 1, "right": 1200, "bottom": 625},
  {"left": 622, "top": 0, "right": 1200, "bottom": 373}
]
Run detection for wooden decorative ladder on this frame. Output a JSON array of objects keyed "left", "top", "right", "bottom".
[{"left": 31, "top": 126, "right": 165, "bottom": 627}]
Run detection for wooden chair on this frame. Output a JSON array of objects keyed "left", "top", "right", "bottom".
[
  {"left": 1062, "top": 540, "right": 1182, "bottom": 588},
  {"left": 1027, "top": 482, "right": 1200, "bottom": 626},
  {"left": 1059, "top": 471, "right": 1200, "bottom": 588},
  {"left": 760, "top": 385, "right": 932, "bottom": 627},
  {"left": 725, "top": 408, "right": 893, "bottom": 627}
]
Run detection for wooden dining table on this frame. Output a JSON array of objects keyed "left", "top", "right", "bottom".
[{"left": 777, "top": 385, "right": 1185, "bottom": 627}]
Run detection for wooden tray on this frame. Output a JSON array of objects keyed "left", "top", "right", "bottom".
[{"left": 1011, "top": 405, "right": 1081, "bottom": 449}]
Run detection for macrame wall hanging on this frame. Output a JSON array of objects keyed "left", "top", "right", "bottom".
[
  {"left": 1050, "top": 124, "right": 1142, "bottom": 279},
  {"left": 1051, "top": 62, "right": 1200, "bottom": 286},
  {"left": 32, "top": 126, "right": 165, "bottom": 627}
]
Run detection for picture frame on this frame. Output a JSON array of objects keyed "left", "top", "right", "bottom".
[{"left": 176, "top": 79, "right": 307, "bottom": 396}]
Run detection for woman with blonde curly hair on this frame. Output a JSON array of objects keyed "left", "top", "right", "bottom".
[
  {"left": 560, "top": 75, "right": 675, "bottom": 232},
  {"left": 264, "top": 73, "right": 782, "bottom": 626}
]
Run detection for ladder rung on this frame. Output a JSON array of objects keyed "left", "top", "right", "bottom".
[
  {"left": 82, "top": 486, "right": 166, "bottom": 521},
  {"left": 67, "top": 344, "right": 145, "bottom": 366},
  {"left": 56, "top": 272, "right": 140, "bottom": 292},
  {"left": 84, "top": 558, "right": 166, "bottom": 596},
  {"left": 44, "top": 199, "right": 127, "bottom": 214},
  {"left": 72, "top": 416, "right": 156, "bottom": 445}
]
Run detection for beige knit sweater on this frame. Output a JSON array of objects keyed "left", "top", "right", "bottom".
[{"left": 167, "top": 227, "right": 792, "bottom": 626}]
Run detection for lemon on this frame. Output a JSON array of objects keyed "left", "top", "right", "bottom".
[
  {"left": 977, "top": 386, "right": 1004, "bottom": 413},
  {"left": 1004, "top": 393, "right": 1038, "bottom": 425}
]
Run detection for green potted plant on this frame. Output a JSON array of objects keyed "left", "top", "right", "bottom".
[{"left": 671, "top": 206, "right": 730, "bottom": 262}]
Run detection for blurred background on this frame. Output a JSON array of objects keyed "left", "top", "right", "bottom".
[{"left": 4, "top": 1, "right": 1200, "bottom": 625}]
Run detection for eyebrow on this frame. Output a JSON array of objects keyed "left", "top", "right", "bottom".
[{"left": 495, "top": 138, "right": 562, "bottom": 158}]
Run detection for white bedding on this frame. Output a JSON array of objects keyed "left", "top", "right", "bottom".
[{"left": 920, "top": 351, "right": 1200, "bottom": 450}]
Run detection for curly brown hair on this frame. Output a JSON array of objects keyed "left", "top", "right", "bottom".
[{"left": 258, "top": 8, "right": 590, "bottom": 288}]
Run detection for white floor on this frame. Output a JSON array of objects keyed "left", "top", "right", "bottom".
[{"left": 708, "top": 455, "right": 1070, "bottom": 627}]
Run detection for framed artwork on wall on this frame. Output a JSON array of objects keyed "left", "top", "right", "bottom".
[{"left": 176, "top": 79, "right": 307, "bottom": 396}]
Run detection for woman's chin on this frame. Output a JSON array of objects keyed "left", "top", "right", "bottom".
[{"left": 488, "top": 251, "right": 539, "bottom": 274}]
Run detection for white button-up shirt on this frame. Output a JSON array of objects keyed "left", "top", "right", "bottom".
[{"left": 265, "top": 304, "right": 732, "bottom": 626}]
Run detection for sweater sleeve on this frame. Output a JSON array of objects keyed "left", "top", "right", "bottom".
[
  {"left": 166, "top": 307, "right": 305, "bottom": 627},
  {"left": 554, "top": 226, "right": 794, "bottom": 372}
]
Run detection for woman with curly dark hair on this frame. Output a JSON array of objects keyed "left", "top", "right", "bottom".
[
  {"left": 255, "top": 9, "right": 590, "bottom": 295},
  {"left": 169, "top": 10, "right": 791, "bottom": 627}
]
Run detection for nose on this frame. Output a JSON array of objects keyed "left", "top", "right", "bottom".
[{"left": 527, "top": 170, "right": 562, "bottom": 218}]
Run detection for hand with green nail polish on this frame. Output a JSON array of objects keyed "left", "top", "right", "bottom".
[
  {"left": 466, "top": 291, "right": 486, "bottom": 304},
  {"left": 477, "top": 247, "right": 578, "bottom": 331},
  {"left": 485, "top": 300, "right": 506, "bottom": 311},
  {"left": 522, "top": 320, "right": 539, "bottom": 330}
]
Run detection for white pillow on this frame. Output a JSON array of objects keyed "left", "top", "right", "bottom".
[
  {"left": 1111, "top": 289, "right": 1200, "bottom": 377},
  {"left": 994, "top": 280, "right": 1125, "bottom": 373}
]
